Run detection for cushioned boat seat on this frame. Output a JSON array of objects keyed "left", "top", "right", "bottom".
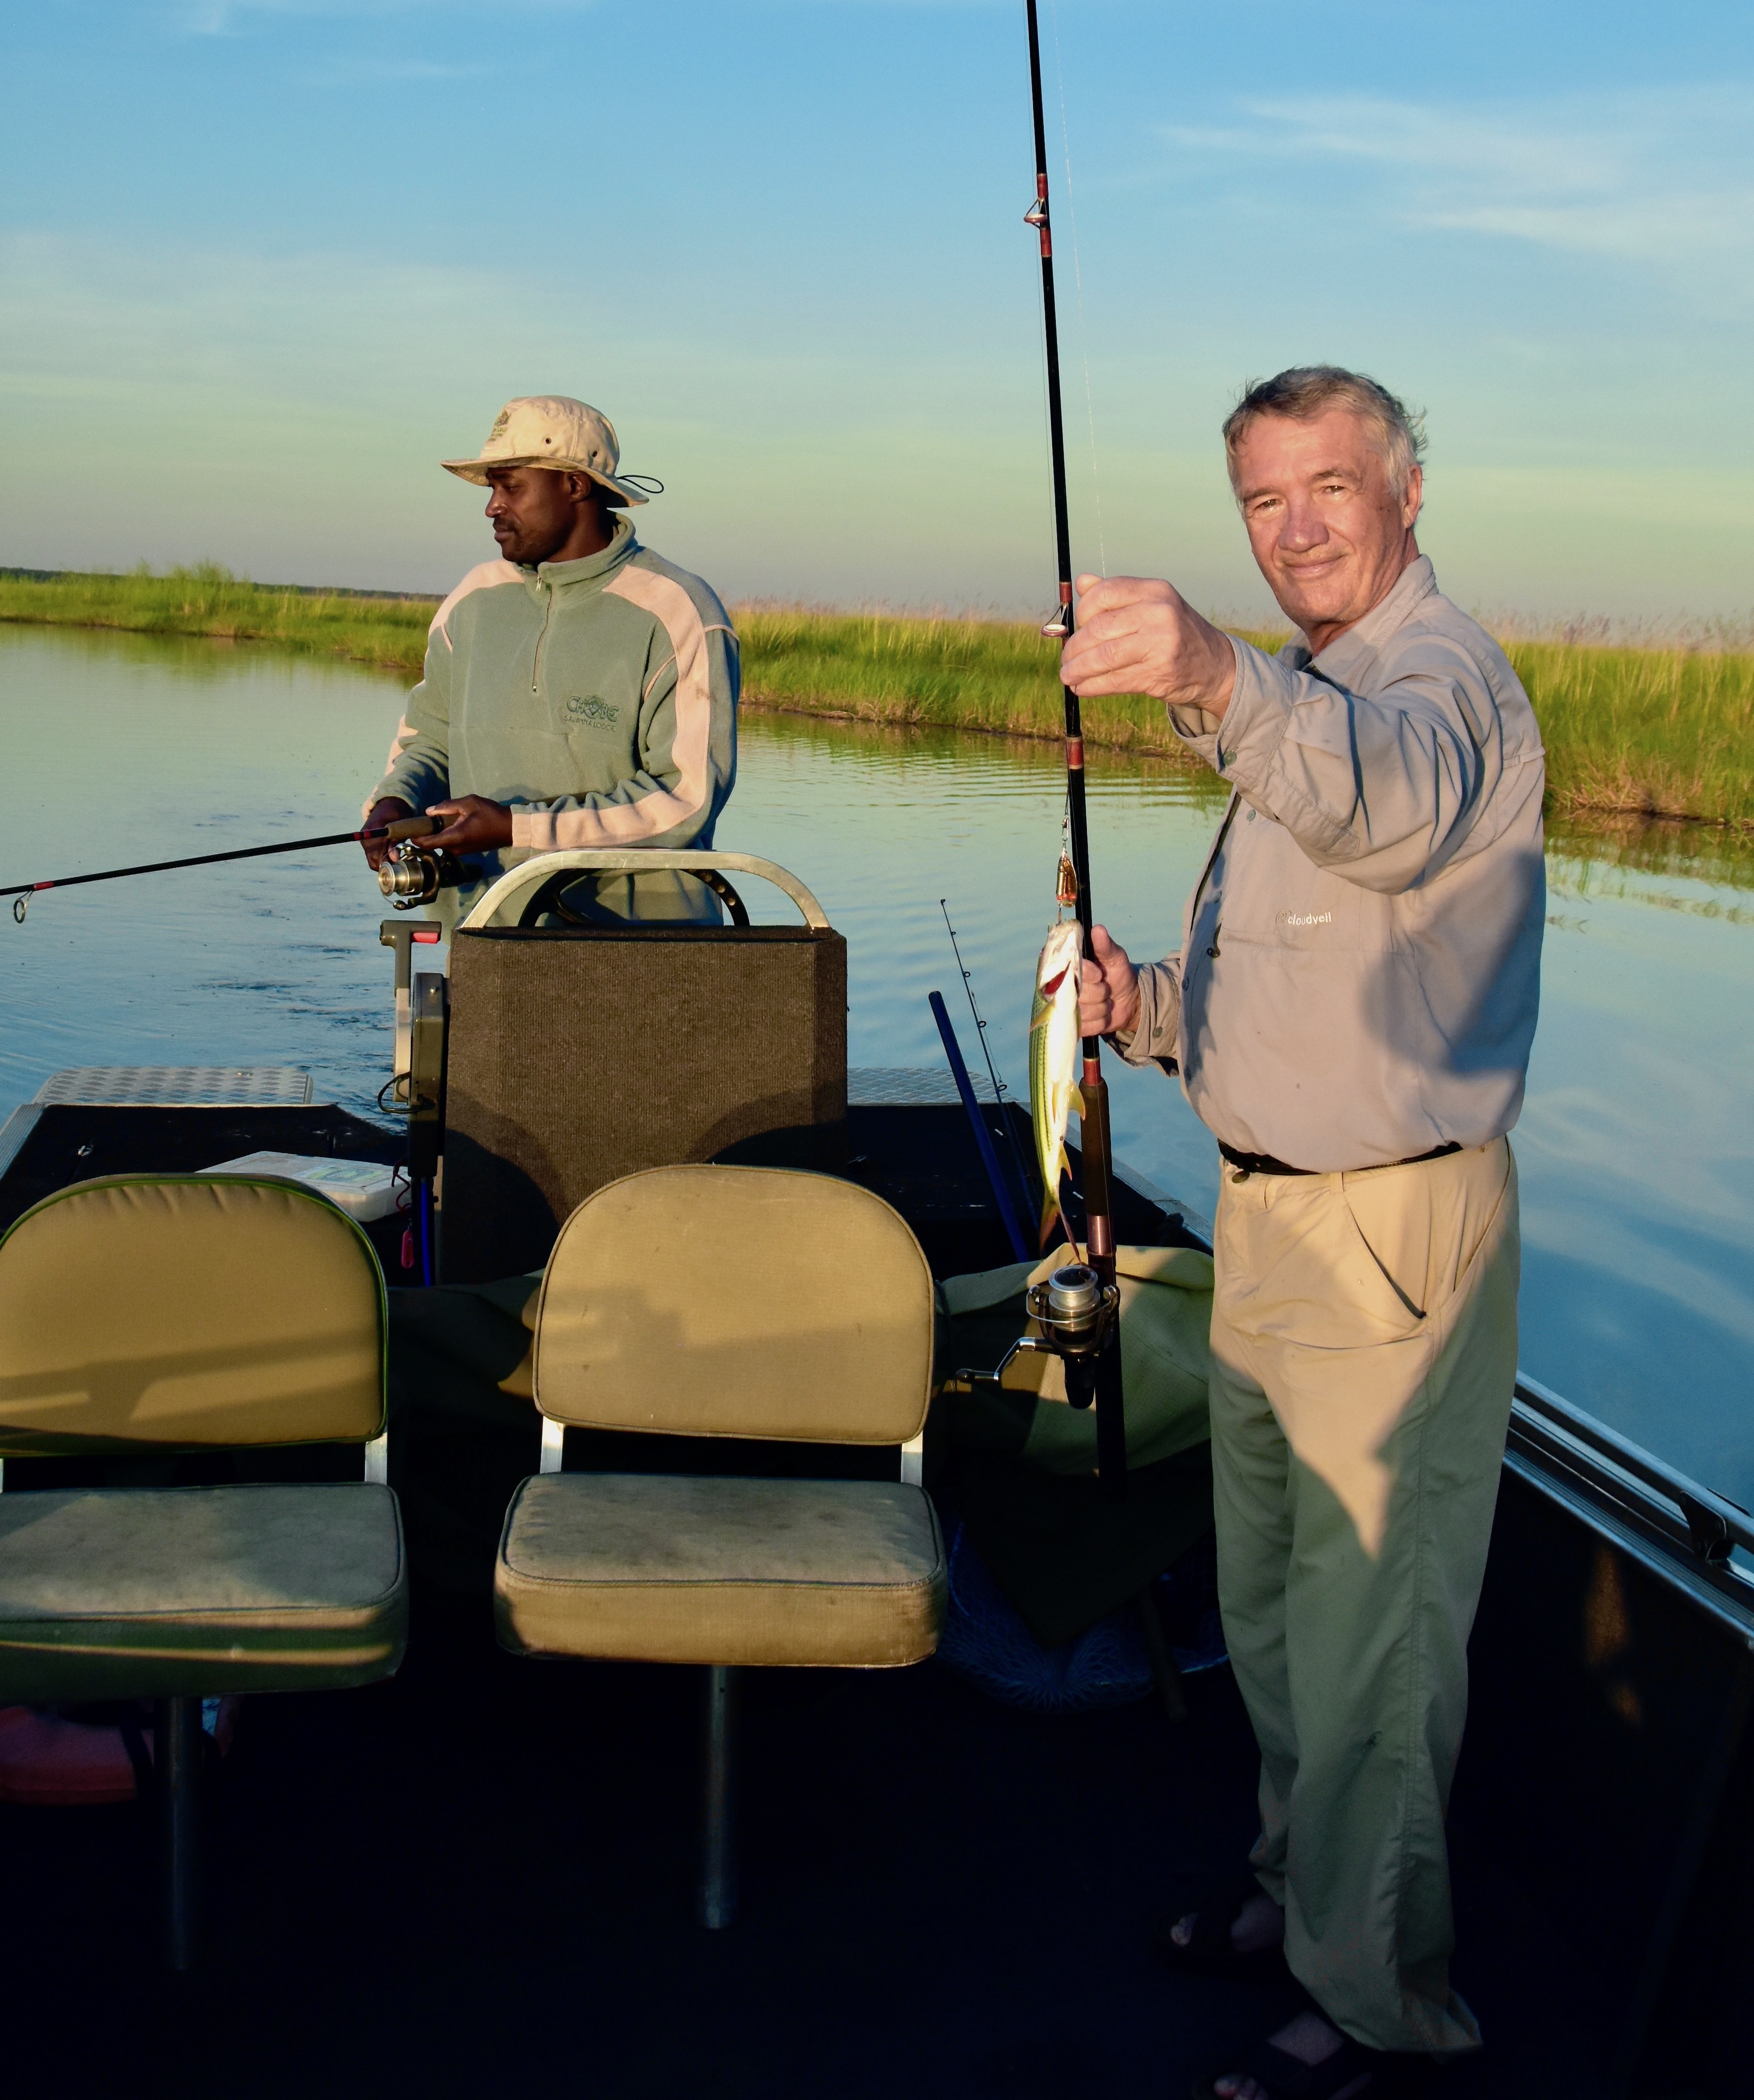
[
  {"left": 0, "top": 1482, "right": 407, "bottom": 1702},
  {"left": 0, "top": 1174, "right": 387, "bottom": 1454},
  {"left": 496, "top": 1473, "right": 944, "bottom": 1668}
]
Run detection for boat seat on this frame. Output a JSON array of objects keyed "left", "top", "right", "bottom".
[
  {"left": 0, "top": 1481, "right": 405, "bottom": 1702},
  {"left": 494, "top": 1164, "right": 943, "bottom": 1926},
  {"left": 497, "top": 1473, "right": 942, "bottom": 1668},
  {"left": 0, "top": 1173, "right": 407, "bottom": 1966}
]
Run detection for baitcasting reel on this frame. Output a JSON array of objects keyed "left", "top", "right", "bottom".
[
  {"left": 379, "top": 843, "right": 463, "bottom": 911},
  {"left": 958, "top": 1260, "right": 1121, "bottom": 1410}
]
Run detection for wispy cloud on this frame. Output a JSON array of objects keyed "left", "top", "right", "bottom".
[
  {"left": 1162, "top": 86, "right": 1754, "bottom": 268},
  {"left": 166, "top": 0, "right": 597, "bottom": 35}
]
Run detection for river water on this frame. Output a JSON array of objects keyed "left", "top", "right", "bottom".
[{"left": 3, "top": 624, "right": 1751, "bottom": 1507}]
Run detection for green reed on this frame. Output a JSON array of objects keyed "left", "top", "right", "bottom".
[
  {"left": 0, "top": 564, "right": 433, "bottom": 672},
  {"left": 6, "top": 570, "right": 1754, "bottom": 830},
  {"left": 1507, "top": 639, "right": 1754, "bottom": 828}
]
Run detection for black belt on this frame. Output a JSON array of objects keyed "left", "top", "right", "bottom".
[{"left": 1218, "top": 1140, "right": 1462, "bottom": 1179}]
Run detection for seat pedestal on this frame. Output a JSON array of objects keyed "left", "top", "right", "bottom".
[
  {"left": 699, "top": 1665, "right": 737, "bottom": 1930},
  {"left": 156, "top": 1695, "right": 201, "bottom": 1971}
]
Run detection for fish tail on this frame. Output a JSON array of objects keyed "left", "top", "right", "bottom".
[{"left": 1037, "top": 1151, "right": 1077, "bottom": 1253}]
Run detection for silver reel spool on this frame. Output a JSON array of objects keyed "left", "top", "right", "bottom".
[{"left": 379, "top": 845, "right": 461, "bottom": 911}]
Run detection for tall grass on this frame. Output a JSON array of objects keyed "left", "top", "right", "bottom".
[
  {"left": 1507, "top": 639, "right": 1754, "bottom": 828},
  {"left": 733, "top": 604, "right": 1285, "bottom": 754},
  {"left": 5, "top": 568, "right": 1754, "bottom": 830},
  {"left": 0, "top": 564, "right": 433, "bottom": 671}
]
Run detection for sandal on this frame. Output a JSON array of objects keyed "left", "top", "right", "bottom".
[
  {"left": 1192, "top": 2033, "right": 1383, "bottom": 2100},
  {"left": 1153, "top": 1874, "right": 1287, "bottom": 1978}
]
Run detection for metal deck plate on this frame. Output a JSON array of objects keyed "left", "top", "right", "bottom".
[
  {"left": 848, "top": 1066, "right": 1001, "bottom": 1105},
  {"left": 32, "top": 1066, "right": 318, "bottom": 1107}
]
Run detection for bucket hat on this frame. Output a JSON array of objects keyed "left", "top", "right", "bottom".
[{"left": 442, "top": 395, "right": 652, "bottom": 506}]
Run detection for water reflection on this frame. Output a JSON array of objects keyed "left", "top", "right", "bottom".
[{"left": 1, "top": 626, "right": 1750, "bottom": 1505}]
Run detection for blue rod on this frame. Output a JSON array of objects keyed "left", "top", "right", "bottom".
[{"left": 930, "top": 990, "right": 1031, "bottom": 1262}]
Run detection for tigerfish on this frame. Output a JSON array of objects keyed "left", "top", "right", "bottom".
[{"left": 1029, "top": 917, "right": 1084, "bottom": 1250}]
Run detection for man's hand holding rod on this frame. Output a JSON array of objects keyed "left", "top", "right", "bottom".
[
  {"left": 1079, "top": 925, "right": 1141, "bottom": 1042},
  {"left": 1059, "top": 572, "right": 1237, "bottom": 719},
  {"left": 360, "top": 796, "right": 512, "bottom": 869}
]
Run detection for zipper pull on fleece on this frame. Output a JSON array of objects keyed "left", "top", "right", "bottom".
[{"left": 532, "top": 578, "right": 555, "bottom": 694}]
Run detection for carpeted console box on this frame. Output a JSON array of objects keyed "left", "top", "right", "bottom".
[{"left": 440, "top": 925, "right": 848, "bottom": 1283}]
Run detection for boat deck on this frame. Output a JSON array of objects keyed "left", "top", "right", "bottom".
[{"left": 2, "top": 1089, "right": 1749, "bottom": 2095}]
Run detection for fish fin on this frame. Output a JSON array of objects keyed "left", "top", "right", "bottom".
[
  {"left": 1036, "top": 1163, "right": 1077, "bottom": 1256},
  {"left": 1072, "top": 1085, "right": 1085, "bottom": 1116}
]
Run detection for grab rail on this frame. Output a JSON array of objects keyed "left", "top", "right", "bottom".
[
  {"left": 1514, "top": 1372, "right": 1754, "bottom": 1563},
  {"left": 1508, "top": 1372, "right": 1754, "bottom": 1631},
  {"left": 1108, "top": 1169, "right": 1754, "bottom": 1622},
  {"left": 458, "top": 850, "right": 831, "bottom": 932}
]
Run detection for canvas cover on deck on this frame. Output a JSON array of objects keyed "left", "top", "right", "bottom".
[{"left": 932, "top": 1244, "right": 1215, "bottom": 1646}]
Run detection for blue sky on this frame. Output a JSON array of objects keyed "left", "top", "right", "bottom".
[{"left": 4, "top": 1, "right": 1751, "bottom": 620}]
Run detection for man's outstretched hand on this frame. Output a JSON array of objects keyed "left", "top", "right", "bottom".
[
  {"left": 419, "top": 796, "right": 515, "bottom": 854},
  {"left": 361, "top": 797, "right": 413, "bottom": 872},
  {"left": 1060, "top": 574, "right": 1237, "bottom": 720},
  {"left": 1080, "top": 924, "right": 1141, "bottom": 1040}
]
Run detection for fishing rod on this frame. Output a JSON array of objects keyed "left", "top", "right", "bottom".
[
  {"left": 2, "top": 814, "right": 446, "bottom": 923},
  {"left": 1021, "top": 0, "right": 1127, "bottom": 1499},
  {"left": 940, "top": 898, "right": 1036, "bottom": 1220}
]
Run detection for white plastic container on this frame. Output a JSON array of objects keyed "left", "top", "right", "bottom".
[{"left": 198, "top": 1151, "right": 403, "bottom": 1223}]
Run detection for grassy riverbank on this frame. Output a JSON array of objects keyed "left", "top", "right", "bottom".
[
  {"left": 0, "top": 564, "right": 432, "bottom": 673},
  {"left": 5, "top": 565, "right": 1753, "bottom": 828}
]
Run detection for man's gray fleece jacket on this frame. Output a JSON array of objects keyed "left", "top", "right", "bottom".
[{"left": 1117, "top": 556, "right": 1546, "bottom": 1172}]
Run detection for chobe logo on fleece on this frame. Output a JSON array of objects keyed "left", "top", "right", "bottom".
[
  {"left": 566, "top": 695, "right": 619, "bottom": 725},
  {"left": 1276, "top": 909, "right": 1333, "bottom": 930}
]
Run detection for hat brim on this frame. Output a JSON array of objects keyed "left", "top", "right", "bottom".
[{"left": 440, "top": 454, "right": 647, "bottom": 506}]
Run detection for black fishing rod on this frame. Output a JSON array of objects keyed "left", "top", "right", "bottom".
[
  {"left": 1022, "top": 0, "right": 1127, "bottom": 1498},
  {"left": 2, "top": 813, "right": 445, "bottom": 923}
]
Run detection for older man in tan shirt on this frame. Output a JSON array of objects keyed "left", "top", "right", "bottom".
[{"left": 1065, "top": 368, "right": 1544, "bottom": 2100}]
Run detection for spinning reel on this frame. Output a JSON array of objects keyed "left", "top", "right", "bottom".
[
  {"left": 959, "top": 1260, "right": 1121, "bottom": 1411},
  {"left": 378, "top": 842, "right": 462, "bottom": 911}
]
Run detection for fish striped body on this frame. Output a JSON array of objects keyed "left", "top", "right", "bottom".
[{"left": 1029, "top": 918, "right": 1084, "bottom": 1249}]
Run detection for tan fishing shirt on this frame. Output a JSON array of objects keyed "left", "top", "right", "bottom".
[{"left": 1116, "top": 555, "right": 1546, "bottom": 1171}]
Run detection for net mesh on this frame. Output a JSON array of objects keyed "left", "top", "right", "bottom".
[{"left": 937, "top": 1523, "right": 1227, "bottom": 1713}]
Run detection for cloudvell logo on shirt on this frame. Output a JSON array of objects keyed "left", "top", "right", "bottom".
[{"left": 1277, "top": 909, "right": 1333, "bottom": 930}]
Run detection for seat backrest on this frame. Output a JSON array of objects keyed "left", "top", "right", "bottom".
[
  {"left": 442, "top": 918, "right": 848, "bottom": 1285},
  {"left": 0, "top": 1176, "right": 386, "bottom": 1453},
  {"left": 533, "top": 1166, "right": 933, "bottom": 1444}
]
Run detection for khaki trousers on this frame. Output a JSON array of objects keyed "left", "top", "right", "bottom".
[{"left": 1209, "top": 1138, "right": 1519, "bottom": 2055}]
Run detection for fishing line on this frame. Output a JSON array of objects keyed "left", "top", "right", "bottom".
[
  {"left": 1049, "top": 0, "right": 1107, "bottom": 579},
  {"left": 1032, "top": 285, "right": 1062, "bottom": 606}
]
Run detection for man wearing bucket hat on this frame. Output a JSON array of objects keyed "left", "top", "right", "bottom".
[{"left": 361, "top": 394, "right": 738, "bottom": 922}]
